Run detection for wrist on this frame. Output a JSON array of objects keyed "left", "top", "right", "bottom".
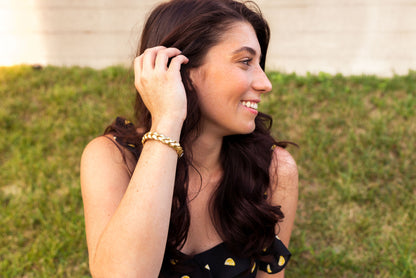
[
  {"left": 150, "top": 117, "right": 184, "bottom": 141},
  {"left": 142, "top": 131, "right": 183, "bottom": 158}
]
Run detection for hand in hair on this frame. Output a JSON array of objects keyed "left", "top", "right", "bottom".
[{"left": 134, "top": 46, "right": 189, "bottom": 131}]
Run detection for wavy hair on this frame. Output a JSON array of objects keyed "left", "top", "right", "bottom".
[{"left": 105, "top": 0, "right": 289, "bottom": 271}]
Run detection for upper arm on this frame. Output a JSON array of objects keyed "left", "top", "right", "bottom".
[
  {"left": 257, "top": 147, "right": 298, "bottom": 278},
  {"left": 269, "top": 146, "right": 298, "bottom": 246},
  {"left": 80, "top": 136, "right": 134, "bottom": 264}
]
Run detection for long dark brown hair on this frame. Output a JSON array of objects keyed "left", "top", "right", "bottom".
[{"left": 105, "top": 0, "right": 289, "bottom": 269}]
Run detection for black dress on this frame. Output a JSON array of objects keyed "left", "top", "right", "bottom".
[
  {"left": 111, "top": 118, "right": 292, "bottom": 277},
  {"left": 160, "top": 236, "right": 291, "bottom": 278}
]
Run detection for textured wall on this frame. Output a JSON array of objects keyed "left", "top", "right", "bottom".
[
  {"left": 1, "top": 0, "right": 416, "bottom": 76},
  {"left": 261, "top": 0, "right": 416, "bottom": 76}
]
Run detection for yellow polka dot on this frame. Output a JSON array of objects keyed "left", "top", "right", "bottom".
[
  {"left": 262, "top": 247, "right": 267, "bottom": 252},
  {"left": 267, "top": 264, "right": 272, "bottom": 273},
  {"left": 251, "top": 262, "right": 256, "bottom": 273},
  {"left": 181, "top": 276, "right": 190, "bottom": 278},
  {"left": 224, "top": 258, "right": 236, "bottom": 266},
  {"left": 170, "top": 259, "right": 177, "bottom": 265},
  {"left": 278, "top": 256, "right": 286, "bottom": 266}
]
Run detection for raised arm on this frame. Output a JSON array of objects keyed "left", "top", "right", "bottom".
[{"left": 81, "top": 47, "right": 188, "bottom": 278}]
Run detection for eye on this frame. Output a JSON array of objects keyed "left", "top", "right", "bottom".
[{"left": 241, "top": 58, "right": 253, "bottom": 66}]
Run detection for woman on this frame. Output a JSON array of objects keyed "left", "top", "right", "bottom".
[{"left": 80, "top": 0, "right": 298, "bottom": 277}]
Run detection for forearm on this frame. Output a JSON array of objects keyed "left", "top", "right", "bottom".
[{"left": 92, "top": 122, "right": 182, "bottom": 277}]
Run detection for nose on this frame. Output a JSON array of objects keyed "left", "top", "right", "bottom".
[{"left": 252, "top": 66, "right": 272, "bottom": 94}]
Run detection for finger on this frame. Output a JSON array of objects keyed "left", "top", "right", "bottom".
[
  {"left": 167, "top": 54, "right": 189, "bottom": 73},
  {"left": 133, "top": 55, "right": 143, "bottom": 87},
  {"left": 154, "top": 48, "right": 182, "bottom": 71},
  {"left": 142, "top": 46, "right": 166, "bottom": 70}
]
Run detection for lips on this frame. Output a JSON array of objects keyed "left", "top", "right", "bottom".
[{"left": 241, "top": 100, "right": 258, "bottom": 110}]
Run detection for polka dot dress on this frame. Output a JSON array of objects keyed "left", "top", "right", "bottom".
[
  {"left": 110, "top": 118, "right": 292, "bottom": 277},
  {"left": 160, "top": 236, "right": 291, "bottom": 278}
]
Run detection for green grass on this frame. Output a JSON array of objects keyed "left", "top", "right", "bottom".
[{"left": 1, "top": 66, "right": 415, "bottom": 277}]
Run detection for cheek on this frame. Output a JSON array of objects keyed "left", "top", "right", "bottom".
[
  {"left": 195, "top": 66, "right": 250, "bottom": 106},
  {"left": 215, "top": 68, "right": 249, "bottom": 95},
  {"left": 197, "top": 90, "right": 220, "bottom": 110}
]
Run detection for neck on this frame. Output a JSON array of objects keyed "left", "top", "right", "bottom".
[
  {"left": 187, "top": 131, "right": 223, "bottom": 197},
  {"left": 191, "top": 131, "right": 223, "bottom": 173}
]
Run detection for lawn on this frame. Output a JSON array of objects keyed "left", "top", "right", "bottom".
[{"left": 0, "top": 65, "right": 415, "bottom": 277}]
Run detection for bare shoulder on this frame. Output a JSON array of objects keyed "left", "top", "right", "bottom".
[
  {"left": 81, "top": 135, "right": 135, "bottom": 176},
  {"left": 81, "top": 135, "right": 135, "bottom": 262},
  {"left": 269, "top": 146, "right": 298, "bottom": 192},
  {"left": 269, "top": 147, "right": 299, "bottom": 247},
  {"left": 82, "top": 135, "right": 122, "bottom": 161},
  {"left": 271, "top": 146, "right": 298, "bottom": 177},
  {"left": 80, "top": 135, "right": 136, "bottom": 198}
]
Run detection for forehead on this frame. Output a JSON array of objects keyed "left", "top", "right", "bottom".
[{"left": 208, "top": 22, "right": 261, "bottom": 57}]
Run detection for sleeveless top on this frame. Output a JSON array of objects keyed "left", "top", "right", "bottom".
[
  {"left": 111, "top": 117, "right": 292, "bottom": 277},
  {"left": 159, "top": 236, "right": 291, "bottom": 278}
]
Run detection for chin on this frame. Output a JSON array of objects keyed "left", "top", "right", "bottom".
[
  {"left": 246, "top": 121, "right": 256, "bottom": 133},
  {"left": 234, "top": 122, "right": 256, "bottom": 135},
  {"left": 220, "top": 120, "right": 256, "bottom": 136}
]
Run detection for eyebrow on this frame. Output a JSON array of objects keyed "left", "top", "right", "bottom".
[
  {"left": 232, "top": 46, "right": 257, "bottom": 56},
  {"left": 232, "top": 46, "right": 263, "bottom": 61}
]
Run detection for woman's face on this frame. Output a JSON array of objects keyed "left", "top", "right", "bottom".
[{"left": 190, "top": 21, "right": 272, "bottom": 137}]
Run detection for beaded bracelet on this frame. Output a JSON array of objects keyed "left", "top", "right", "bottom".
[{"left": 141, "top": 131, "right": 184, "bottom": 158}]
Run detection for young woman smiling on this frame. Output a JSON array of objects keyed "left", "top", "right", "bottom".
[{"left": 80, "top": 1, "right": 298, "bottom": 277}]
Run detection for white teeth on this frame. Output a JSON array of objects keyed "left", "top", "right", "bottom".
[{"left": 241, "top": 101, "right": 258, "bottom": 110}]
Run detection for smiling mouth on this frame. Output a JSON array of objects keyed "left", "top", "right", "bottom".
[{"left": 241, "top": 101, "right": 258, "bottom": 110}]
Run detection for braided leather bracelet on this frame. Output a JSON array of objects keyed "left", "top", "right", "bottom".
[{"left": 141, "top": 131, "right": 183, "bottom": 158}]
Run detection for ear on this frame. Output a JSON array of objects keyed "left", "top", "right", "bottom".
[{"left": 188, "top": 67, "right": 203, "bottom": 89}]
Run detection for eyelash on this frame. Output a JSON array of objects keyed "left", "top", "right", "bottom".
[{"left": 241, "top": 58, "right": 253, "bottom": 66}]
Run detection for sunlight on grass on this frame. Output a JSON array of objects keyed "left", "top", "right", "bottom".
[{"left": 1, "top": 66, "right": 415, "bottom": 277}]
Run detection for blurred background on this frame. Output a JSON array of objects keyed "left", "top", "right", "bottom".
[
  {"left": 1, "top": 1, "right": 415, "bottom": 277},
  {"left": 1, "top": 0, "right": 416, "bottom": 76}
]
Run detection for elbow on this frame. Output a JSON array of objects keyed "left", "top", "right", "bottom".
[
  {"left": 89, "top": 258, "right": 155, "bottom": 278},
  {"left": 89, "top": 257, "right": 114, "bottom": 278},
  {"left": 89, "top": 260, "right": 122, "bottom": 278},
  {"left": 89, "top": 264, "right": 116, "bottom": 278},
  {"left": 89, "top": 259, "right": 102, "bottom": 278},
  {"left": 88, "top": 247, "right": 117, "bottom": 278}
]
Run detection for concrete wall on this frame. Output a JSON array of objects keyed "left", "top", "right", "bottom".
[{"left": 1, "top": 0, "right": 416, "bottom": 76}]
